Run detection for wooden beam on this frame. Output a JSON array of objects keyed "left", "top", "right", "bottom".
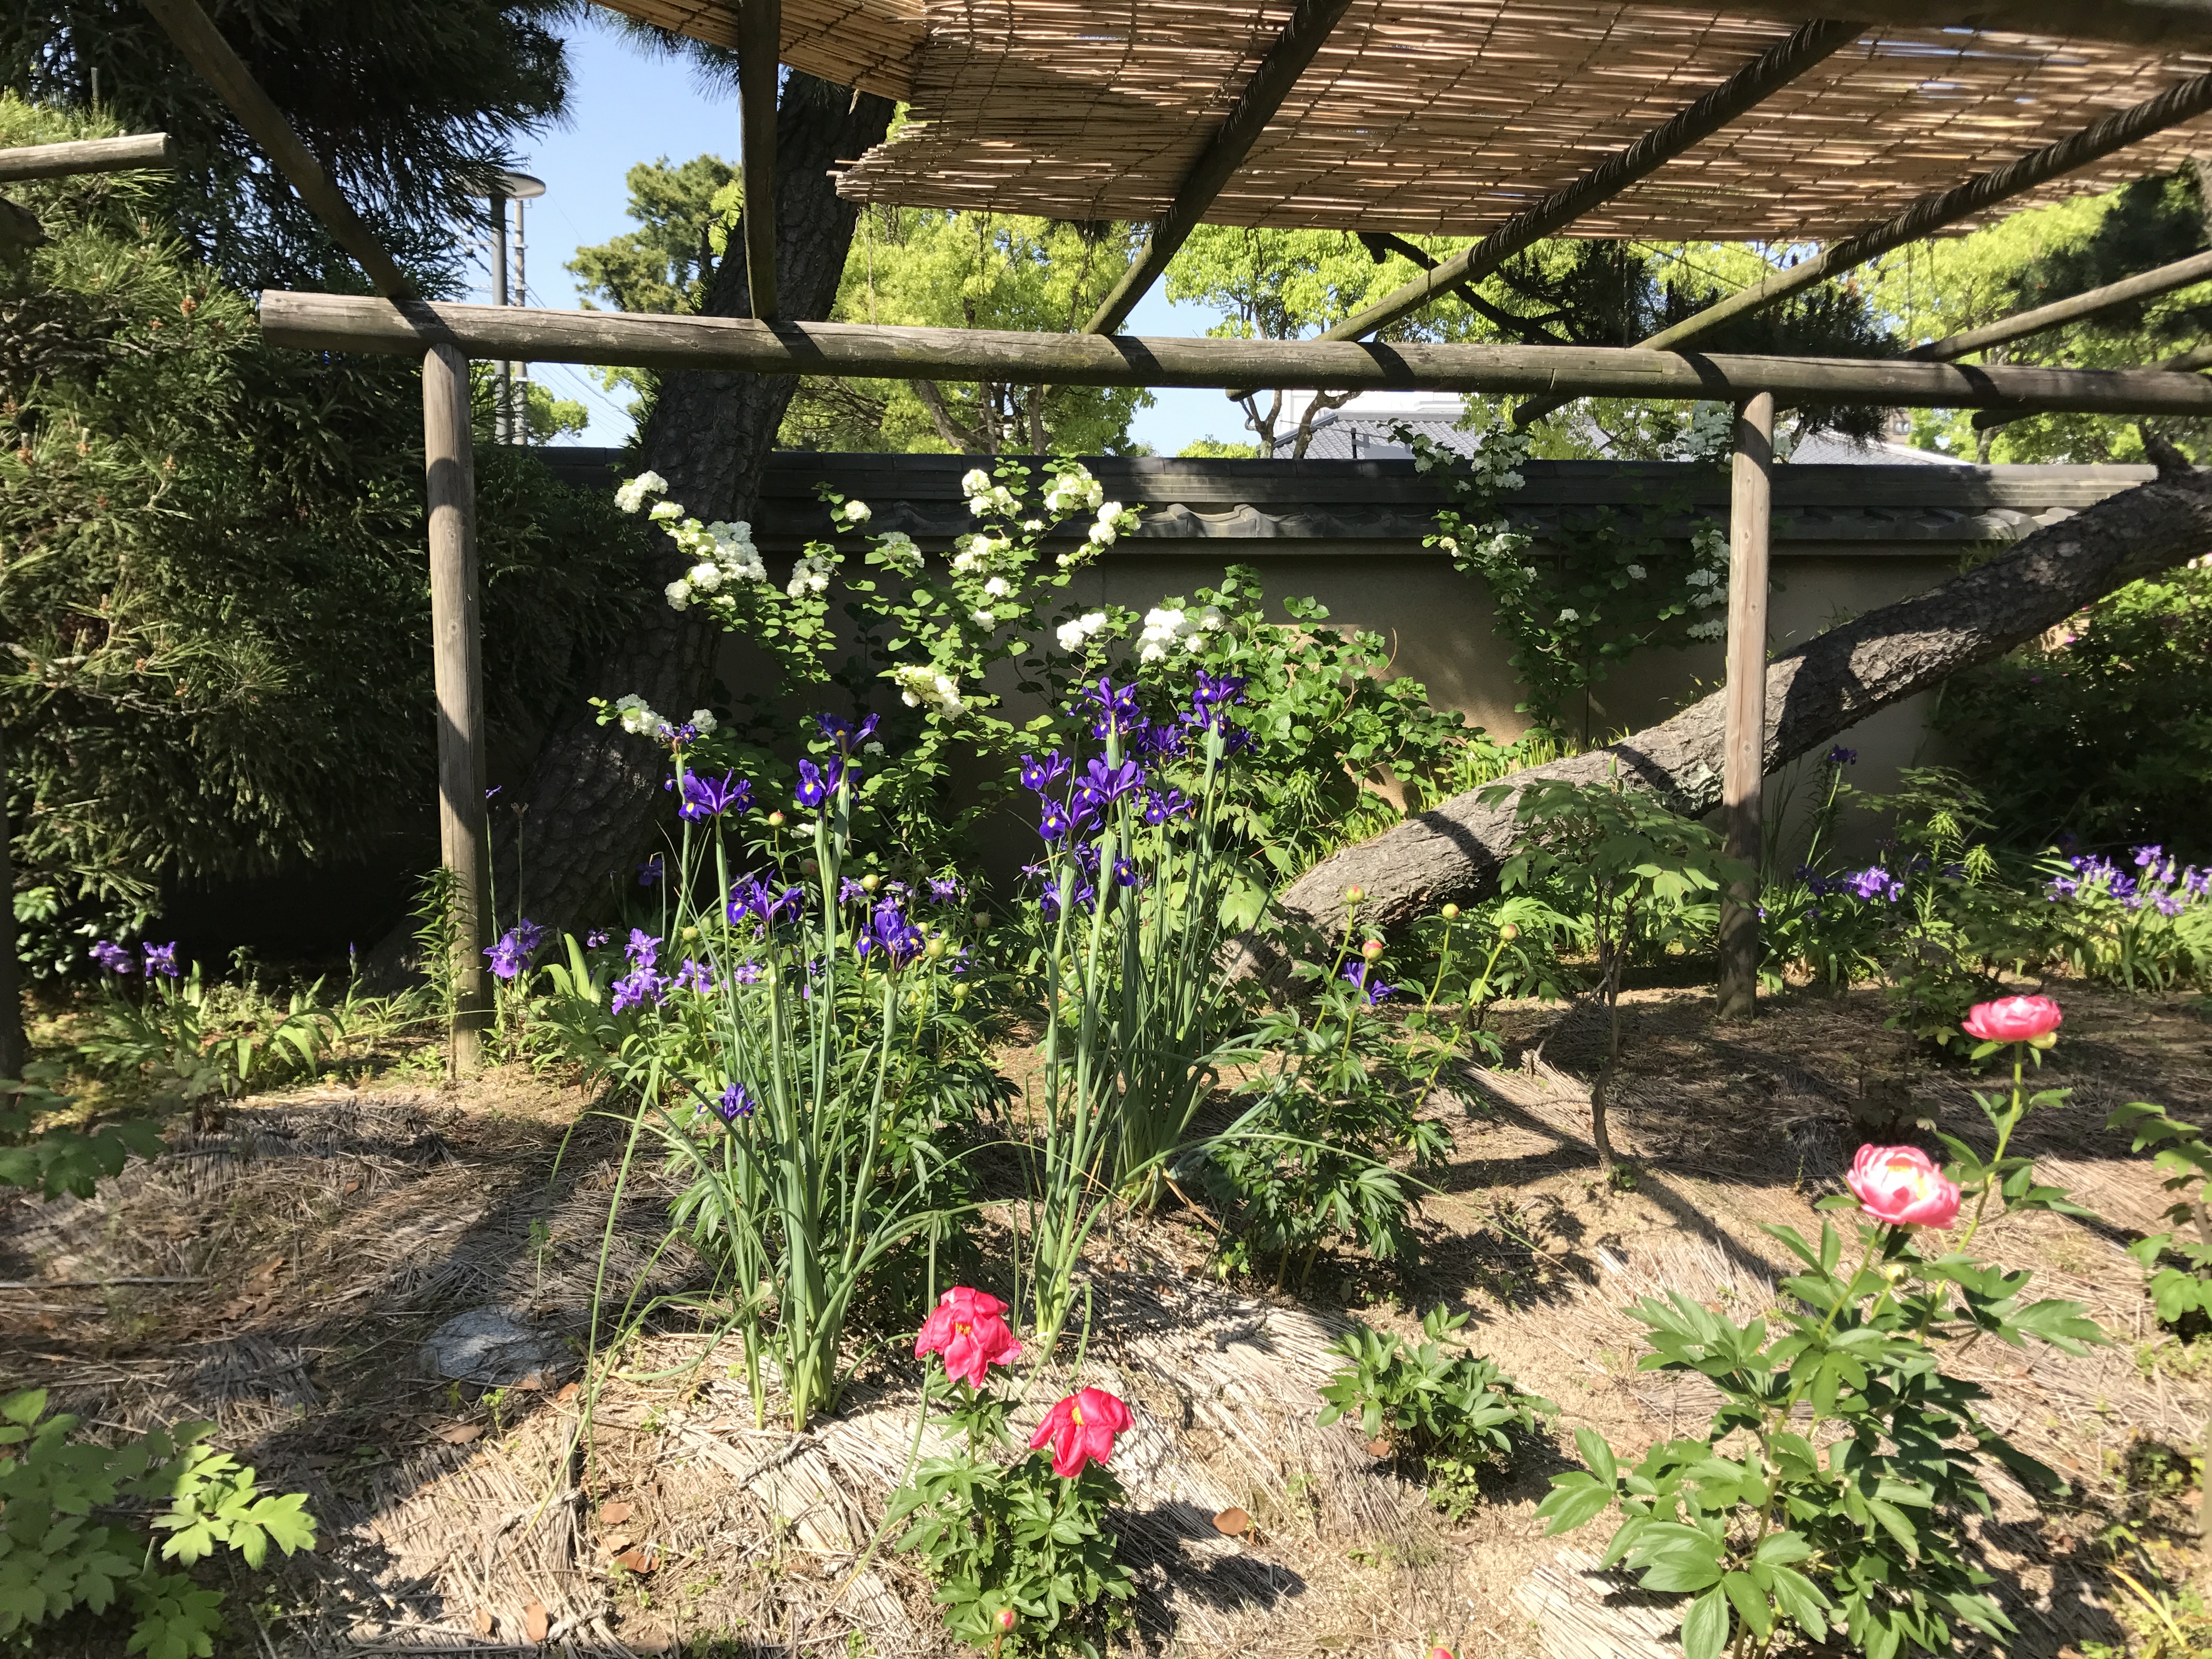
[
  {"left": 1971, "top": 340, "right": 2212, "bottom": 433},
  {"left": 1516, "top": 67, "right": 2212, "bottom": 426},
  {"left": 258, "top": 290, "right": 2212, "bottom": 415},
  {"left": 738, "top": 0, "right": 780, "bottom": 320},
  {"left": 1906, "top": 246, "right": 2212, "bottom": 362},
  {"left": 1085, "top": 0, "right": 1355, "bottom": 336},
  {"left": 423, "top": 343, "right": 490, "bottom": 1073},
  {"left": 1320, "top": 19, "right": 1866, "bottom": 345},
  {"left": 0, "top": 132, "right": 175, "bottom": 182},
  {"left": 1711, "top": 1, "right": 2212, "bottom": 53},
  {"left": 140, "top": 0, "right": 415, "bottom": 302},
  {"left": 1717, "top": 392, "right": 1774, "bottom": 1023}
]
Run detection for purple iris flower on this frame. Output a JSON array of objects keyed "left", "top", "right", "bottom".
[
  {"left": 1193, "top": 670, "right": 1247, "bottom": 708},
  {"left": 2190, "top": 868, "right": 2211, "bottom": 897},
  {"left": 795, "top": 755, "right": 846, "bottom": 810},
  {"left": 1132, "top": 720, "right": 1186, "bottom": 763},
  {"left": 673, "top": 958, "right": 714, "bottom": 995},
  {"left": 2156, "top": 892, "right": 2185, "bottom": 917},
  {"left": 611, "top": 966, "right": 668, "bottom": 1015},
  {"left": 89, "top": 940, "right": 134, "bottom": 975},
  {"left": 627, "top": 928, "right": 661, "bottom": 968},
  {"left": 1825, "top": 746, "right": 1857, "bottom": 766},
  {"left": 1019, "top": 751, "right": 1071, "bottom": 794},
  {"left": 1082, "top": 676, "right": 1143, "bottom": 738},
  {"left": 856, "top": 901, "right": 925, "bottom": 967},
  {"left": 718, "top": 1081, "right": 758, "bottom": 1121},
  {"left": 678, "top": 770, "right": 753, "bottom": 821},
  {"left": 142, "top": 942, "right": 180, "bottom": 979},
  {"left": 726, "top": 878, "right": 804, "bottom": 927},
  {"left": 838, "top": 878, "right": 870, "bottom": 904},
  {"left": 816, "top": 712, "right": 881, "bottom": 752},
  {"left": 731, "top": 961, "right": 763, "bottom": 985},
  {"left": 1084, "top": 755, "right": 1145, "bottom": 804},
  {"left": 1113, "top": 857, "right": 1142, "bottom": 888},
  {"left": 1039, "top": 879, "right": 1097, "bottom": 919},
  {"left": 1039, "top": 800, "right": 1080, "bottom": 842},
  {"left": 638, "top": 855, "right": 665, "bottom": 887},
  {"left": 585, "top": 929, "right": 611, "bottom": 948},
  {"left": 926, "top": 876, "right": 962, "bottom": 904},
  {"left": 484, "top": 919, "right": 548, "bottom": 981},
  {"left": 1142, "top": 788, "right": 1191, "bottom": 826},
  {"left": 1847, "top": 868, "right": 1897, "bottom": 902},
  {"left": 2136, "top": 845, "right": 2165, "bottom": 868},
  {"left": 1340, "top": 961, "right": 1392, "bottom": 1006}
]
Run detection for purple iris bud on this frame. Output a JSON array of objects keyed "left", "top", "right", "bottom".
[
  {"left": 926, "top": 876, "right": 962, "bottom": 904},
  {"left": 678, "top": 770, "right": 753, "bottom": 821},
  {"left": 795, "top": 755, "right": 846, "bottom": 810},
  {"left": 718, "top": 1081, "right": 758, "bottom": 1121},
  {"left": 627, "top": 928, "right": 661, "bottom": 968},
  {"left": 1019, "top": 751, "right": 1071, "bottom": 794},
  {"left": 611, "top": 966, "right": 668, "bottom": 1015},
  {"left": 1825, "top": 746, "right": 1857, "bottom": 766},
  {"left": 638, "top": 855, "right": 664, "bottom": 886},
  {"left": 142, "top": 942, "right": 180, "bottom": 978},
  {"left": 673, "top": 958, "right": 714, "bottom": 995},
  {"left": 486, "top": 785, "right": 502, "bottom": 799},
  {"left": 89, "top": 940, "right": 134, "bottom": 974},
  {"left": 586, "top": 929, "right": 611, "bottom": 948},
  {"left": 1142, "top": 788, "right": 1191, "bottom": 826},
  {"left": 1084, "top": 755, "right": 1145, "bottom": 804},
  {"left": 1193, "top": 669, "right": 1248, "bottom": 708}
]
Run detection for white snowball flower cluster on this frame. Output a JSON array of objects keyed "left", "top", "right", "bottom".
[
  {"left": 661, "top": 516, "right": 767, "bottom": 611},
  {"left": 1137, "top": 604, "right": 1222, "bottom": 662},
  {"left": 613, "top": 472, "right": 668, "bottom": 514},
  {"left": 1087, "top": 502, "right": 1128, "bottom": 546},
  {"left": 1043, "top": 467, "right": 1105, "bottom": 517},
  {"left": 983, "top": 576, "right": 1011, "bottom": 598},
  {"left": 961, "top": 467, "right": 1020, "bottom": 518},
  {"left": 1686, "top": 618, "right": 1728, "bottom": 641},
  {"left": 890, "top": 664, "right": 966, "bottom": 715},
  {"left": 1685, "top": 566, "right": 1725, "bottom": 608},
  {"left": 1056, "top": 610, "right": 1113, "bottom": 653},
  {"left": 1626, "top": 563, "right": 1647, "bottom": 582},
  {"left": 612, "top": 696, "right": 716, "bottom": 741},
  {"left": 951, "top": 533, "right": 1008, "bottom": 574},
  {"left": 873, "top": 529, "right": 923, "bottom": 575},
  {"left": 787, "top": 551, "right": 837, "bottom": 599},
  {"left": 1556, "top": 608, "right": 1580, "bottom": 625},
  {"left": 840, "top": 498, "right": 872, "bottom": 526}
]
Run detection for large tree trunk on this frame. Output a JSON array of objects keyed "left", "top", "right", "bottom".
[
  {"left": 500, "top": 74, "right": 892, "bottom": 930},
  {"left": 1245, "top": 439, "right": 2212, "bottom": 966}
]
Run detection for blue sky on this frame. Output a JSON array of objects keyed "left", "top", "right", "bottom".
[{"left": 474, "top": 13, "right": 1240, "bottom": 454}]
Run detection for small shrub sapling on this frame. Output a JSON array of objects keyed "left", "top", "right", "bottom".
[
  {"left": 1318, "top": 1306, "right": 1557, "bottom": 1519},
  {"left": 1535, "top": 994, "right": 2102, "bottom": 1659},
  {"left": 2107, "top": 1098, "right": 2212, "bottom": 1332}
]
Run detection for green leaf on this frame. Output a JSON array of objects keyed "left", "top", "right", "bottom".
[
  {"left": 1681, "top": 1585, "right": 1730, "bottom": 1659},
  {"left": 1573, "top": 1426, "right": 1618, "bottom": 1488},
  {"left": 1721, "top": 1571, "right": 1773, "bottom": 1640}
]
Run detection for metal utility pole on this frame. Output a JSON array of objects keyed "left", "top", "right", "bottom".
[{"left": 471, "top": 170, "right": 543, "bottom": 445}]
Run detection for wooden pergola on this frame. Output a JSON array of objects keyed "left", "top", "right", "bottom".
[{"left": 115, "top": 0, "right": 2212, "bottom": 1052}]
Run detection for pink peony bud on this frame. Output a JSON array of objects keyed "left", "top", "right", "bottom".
[
  {"left": 1846, "top": 1144, "right": 1961, "bottom": 1229},
  {"left": 1960, "top": 995, "right": 2062, "bottom": 1045},
  {"left": 1362, "top": 939, "right": 1385, "bottom": 962},
  {"left": 996, "top": 1607, "right": 1017, "bottom": 1632}
]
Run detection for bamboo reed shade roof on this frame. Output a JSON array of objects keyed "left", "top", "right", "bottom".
[{"left": 597, "top": 0, "right": 2212, "bottom": 241}]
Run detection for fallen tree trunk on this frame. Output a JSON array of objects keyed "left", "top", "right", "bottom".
[{"left": 1246, "top": 439, "right": 2212, "bottom": 966}]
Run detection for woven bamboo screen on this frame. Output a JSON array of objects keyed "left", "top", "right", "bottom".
[{"left": 597, "top": 0, "right": 2212, "bottom": 242}]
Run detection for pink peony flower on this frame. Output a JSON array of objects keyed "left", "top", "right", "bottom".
[
  {"left": 914, "top": 1286, "right": 1022, "bottom": 1388},
  {"left": 1847, "top": 1144, "right": 1961, "bottom": 1229},
  {"left": 1028, "top": 1387, "right": 1134, "bottom": 1478},
  {"left": 1960, "top": 995, "right": 2062, "bottom": 1045}
]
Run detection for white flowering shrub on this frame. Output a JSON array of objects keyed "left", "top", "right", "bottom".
[{"left": 1400, "top": 408, "right": 1734, "bottom": 733}]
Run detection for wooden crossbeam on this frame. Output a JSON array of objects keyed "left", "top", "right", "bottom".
[
  {"left": 1315, "top": 19, "right": 1866, "bottom": 346},
  {"left": 0, "top": 133, "right": 176, "bottom": 182},
  {"left": 738, "top": 0, "right": 780, "bottom": 319},
  {"left": 140, "top": 0, "right": 415, "bottom": 301},
  {"left": 258, "top": 291, "right": 2212, "bottom": 415},
  {"left": 1085, "top": 0, "right": 1355, "bottom": 335},
  {"left": 1515, "top": 66, "right": 2212, "bottom": 426},
  {"left": 1716, "top": 0, "right": 2212, "bottom": 52},
  {"left": 1906, "top": 246, "right": 2212, "bottom": 362}
]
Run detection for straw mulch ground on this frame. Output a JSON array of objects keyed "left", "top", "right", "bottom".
[{"left": 3, "top": 979, "right": 2208, "bottom": 1658}]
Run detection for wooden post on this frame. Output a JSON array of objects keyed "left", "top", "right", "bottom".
[
  {"left": 1717, "top": 392, "right": 1774, "bottom": 1021},
  {"left": 0, "top": 729, "right": 24, "bottom": 1087},
  {"left": 423, "top": 343, "right": 490, "bottom": 1071}
]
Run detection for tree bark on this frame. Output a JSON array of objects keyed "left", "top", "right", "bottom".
[
  {"left": 497, "top": 72, "right": 893, "bottom": 932},
  {"left": 1240, "top": 439, "right": 2212, "bottom": 968}
]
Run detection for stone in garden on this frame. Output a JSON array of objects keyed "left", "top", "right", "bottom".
[{"left": 418, "top": 1307, "right": 573, "bottom": 1386}]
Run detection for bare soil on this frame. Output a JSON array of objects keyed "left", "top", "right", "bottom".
[{"left": 4, "top": 979, "right": 2209, "bottom": 1658}]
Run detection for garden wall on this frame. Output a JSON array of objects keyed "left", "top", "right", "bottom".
[{"left": 544, "top": 449, "right": 2153, "bottom": 812}]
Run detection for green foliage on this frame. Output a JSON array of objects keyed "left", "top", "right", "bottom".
[
  {"left": 0, "top": 1059, "right": 162, "bottom": 1200},
  {"left": 889, "top": 1407, "right": 1132, "bottom": 1656},
  {"left": 0, "top": 1388, "right": 315, "bottom": 1657},
  {"left": 1174, "top": 437, "right": 1261, "bottom": 459},
  {"left": 0, "top": 96, "right": 645, "bottom": 963},
  {"left": 75, "top": 963, "right": 335, "bottom": 1107},
  {"left": 1537, "top": 1060, "right": 2100, "bottom": 1659},
  {"left": 1401, "top": 413, "right": 1733, "bottom": 736},
  {"left": 2109, "top": 1101, "right": 2212, "bottom": 1330},
  {"left": 1202, "top": 957, "right": 1452, "bottom": 1285},
  {"left": 1318, "top": 1306, "right": 1556, "bottom": 1519},
  {"left": 1936, "top": 562, "right": 2212, "bottom": 861}
]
